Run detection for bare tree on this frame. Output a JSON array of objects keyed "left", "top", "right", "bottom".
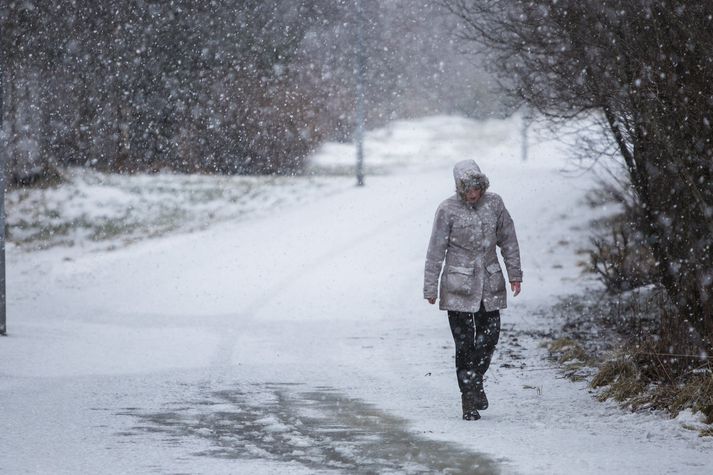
[
  {"left": 1, "top": 0, "right": 335, "bottom": 177},
  {"left": 444, "top": 0, "right": 713, "bottom": 351}
]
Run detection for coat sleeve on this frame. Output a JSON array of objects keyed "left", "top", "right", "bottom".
[
  {"left": 424, "top": 204, "right": 450, "bottom": 299},
  {"left": 496, "top": 199, "right": 523, "bottom": 282}
]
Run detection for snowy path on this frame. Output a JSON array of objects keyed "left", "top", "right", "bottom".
[{"left": 2, "top": 117, "right": 711, "bottom": 474}]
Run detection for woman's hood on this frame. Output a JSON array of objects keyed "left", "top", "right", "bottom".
[{"left": 453, "top": 159, "right": 490, "bottom": 199}]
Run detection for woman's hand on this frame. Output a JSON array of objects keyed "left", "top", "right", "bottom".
[{"left": 511, "top": 281, "right": 521, "bottom": 297}]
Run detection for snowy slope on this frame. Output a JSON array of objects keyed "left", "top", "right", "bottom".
[{"left": 1, "top": 116, "right": 711, "bottom": 474}]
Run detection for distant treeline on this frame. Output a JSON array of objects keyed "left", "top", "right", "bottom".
[{"left": 0, "top": 0, "right": 500, "bottom": 183}]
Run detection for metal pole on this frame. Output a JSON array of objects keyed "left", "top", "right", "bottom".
[
  {"left": 521, "top": 106, "right": 529, "bottom": 162},
  {"left": 354, "top": 0, "right": 365, "bottom": 187},
  {"left": 0, "top": 28, "right": 6, "bottom": 336}
]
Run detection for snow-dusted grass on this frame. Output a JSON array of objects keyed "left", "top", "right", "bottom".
[
  {"left": 7, "top": 169, "right": 352, "bottom": 253},
  {"left": 547, "top": 281, "right": 713, "bottom": 436}
]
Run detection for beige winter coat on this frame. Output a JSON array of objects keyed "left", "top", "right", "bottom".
[{"left": 424, "top": 160, "right": 522, "bottom": 312}]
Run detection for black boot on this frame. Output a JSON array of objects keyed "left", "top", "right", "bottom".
[
  {"left": 461, "top": 392, "right": 481, "bottom": 421},
  {"left": 474, "top": 380, "right": 489, "bottom": 410}
]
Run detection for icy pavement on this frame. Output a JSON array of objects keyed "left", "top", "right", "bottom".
[
  {"left": 122, "top": 382, "right": 500, "bottom": 474},
  {"left": 2, "top": 116, "right": 712, "bottom": 474}
]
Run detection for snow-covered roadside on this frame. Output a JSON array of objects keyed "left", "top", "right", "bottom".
[
  {"left": 2, "top": 116, "right": 711, "bottom": 474},
  {"left": 5, "top": 168, "right": 353, "bottom": 255}
]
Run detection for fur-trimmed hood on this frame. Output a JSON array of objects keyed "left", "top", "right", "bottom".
[{"left": 453, "top": 160, "right": 490, "bottom": 200}]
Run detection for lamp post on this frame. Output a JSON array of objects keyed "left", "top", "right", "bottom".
[
  {"left": 0, "top": 32, "right": 5, "bottom": 336},
  {"left": 354, "top": 0, "right": 365, "bottom": 187},
  {"left": 521, "top": 106, "right": 530, "bottom": 162}
]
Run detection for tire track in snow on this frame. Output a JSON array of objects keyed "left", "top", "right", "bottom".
[{"left": 210, "top": 201, "right": 426, "bottom": 369}]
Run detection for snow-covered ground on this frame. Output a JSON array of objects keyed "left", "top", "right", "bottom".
[
  {"left": 2, "top": 116, "right": 711, "bottom": 474},
  {"left": 5, "top": 168, "right": 353, "bottom": 254}
]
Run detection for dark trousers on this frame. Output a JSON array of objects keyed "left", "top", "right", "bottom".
[{"left": 447, "top": 303, "right": 501, "bottom": 394}]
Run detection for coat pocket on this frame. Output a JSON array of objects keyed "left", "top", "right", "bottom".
[
  {"left": 445, "top": 266, "right": 475, "bottom": 295},
  {"left": 485, "top": 262, "right": 506, "bottom": 292}
]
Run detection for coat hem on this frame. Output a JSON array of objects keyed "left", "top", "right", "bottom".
[{"left": 438, "top": 303, "right": 507, "bottom": 313}]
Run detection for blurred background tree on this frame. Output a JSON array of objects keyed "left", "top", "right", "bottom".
[{"left": 0, "top": 0, "right": 502, "bottom": 180}]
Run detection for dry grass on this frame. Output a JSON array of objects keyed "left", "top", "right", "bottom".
[
  {"left": 548, "top": 332, "right": 713, "bottom": 436},
  {"left": 548, "top": 338, "right": 597, "bottom": 383},
  {"left": 548, "top": 338, "right": 593, "bottom": 365},
  {"left": 548, "top": 290, "right": 713, "bottom": 436},
  {"left": 591, "top": 357, "right": 646, "bottom": 402},
  {"left": 590, "top": 345, "right": 713, "bottom": 433},
  {"left": 671, "top": 375, "right": 713, "bottom": 423},
  {"left": 591, "top": 358, "right": 637, "bottom": 388}
]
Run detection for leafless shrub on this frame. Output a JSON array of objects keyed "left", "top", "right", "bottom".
[{"left": 590, "top": 218, "right": 657, "bottom": 293}]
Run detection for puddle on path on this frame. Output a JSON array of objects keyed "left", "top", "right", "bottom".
[{"left": 119, "top": 384, "right": 506, "bottom": 474}]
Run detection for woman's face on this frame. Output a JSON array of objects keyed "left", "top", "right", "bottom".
[{"left": 464, "top": 188, "right": 482, "bottom": 204}]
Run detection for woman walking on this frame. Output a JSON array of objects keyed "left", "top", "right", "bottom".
[{"left": 424, "top": 160, "right": 523, "bottom": 420}]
